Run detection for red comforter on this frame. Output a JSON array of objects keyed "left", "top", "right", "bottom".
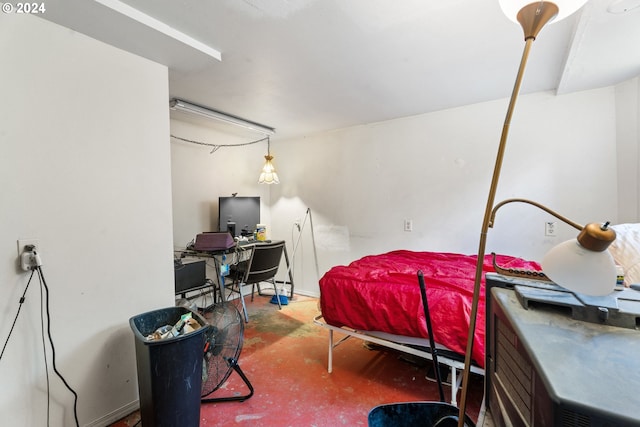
[{"left": 319, "top": 250, "right": 541, "bottom": 368}]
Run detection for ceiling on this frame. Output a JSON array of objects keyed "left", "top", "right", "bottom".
[{"left": 37, "top": 0, "right": 640, "bottom": 140}]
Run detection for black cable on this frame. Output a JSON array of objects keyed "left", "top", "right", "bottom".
[
  {"left": 0, "top": 269, "right": 35, "bottom": 362},
  {"left": 39, "top": 273, "right": 51, "bottom": 427},
  {"left": 37, "top": 266, "right": 80, "bottom": 427},
  {"left": 170, "top": 134, "right": 269, "bottom": 154}
]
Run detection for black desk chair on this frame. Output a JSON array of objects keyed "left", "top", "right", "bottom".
[{"left": 229, "top": 240, "right": 285, "bottom": 322}]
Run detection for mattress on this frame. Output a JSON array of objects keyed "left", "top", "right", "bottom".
[{"left": 319, "top": 250, "right": 541, "bottom": 368}]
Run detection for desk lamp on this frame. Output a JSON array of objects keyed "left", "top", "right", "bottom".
[
  {"left": 489, "top": 198, "right": 617, "bottom": 295},
  {"left": 455, "top": 1, "right": 612, "bottom": 425}
]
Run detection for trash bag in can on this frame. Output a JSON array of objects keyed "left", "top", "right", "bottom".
[{"left": 129, "top": 306, "right": 209, "bottom": 427}]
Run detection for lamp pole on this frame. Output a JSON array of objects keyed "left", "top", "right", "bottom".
[{"left": 456, "top": 3, "right": 559, "bottom": 425}]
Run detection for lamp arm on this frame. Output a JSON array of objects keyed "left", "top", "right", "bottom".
[
  {"left": 489, "top": 198, "right": 584, "bottom": 231},
  {"left": 488, "top": 199, "right": 583, "bottom": 282}
]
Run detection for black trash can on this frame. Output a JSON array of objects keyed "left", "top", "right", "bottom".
[
  {"left": 368, "top": 402, "right": 475, "bottom": 427},
  {"left": 129, "top": 306, "right": 208, "bottom": 427}
]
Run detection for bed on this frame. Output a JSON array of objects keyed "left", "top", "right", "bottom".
[
  {"left": 609, "top": 223, "right": 640, "bottom": 286},
  {"left": 313, "top": 250, "right": 541, "bottom": 404}
]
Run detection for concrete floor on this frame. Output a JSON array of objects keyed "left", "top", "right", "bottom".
[{"left": 110, "top": 294, "right": 485, "bottom": 426}]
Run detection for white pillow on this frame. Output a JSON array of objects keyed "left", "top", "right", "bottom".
[{"left": 609, "top": 223, "right": 640, "bottom": 285}]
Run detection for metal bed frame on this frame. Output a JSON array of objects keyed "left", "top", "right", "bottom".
[{"left": 313, "top": 314, "right": 484, "bottom": 406}]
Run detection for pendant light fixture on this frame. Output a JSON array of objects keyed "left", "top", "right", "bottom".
[{"left": 259, "top": 137, "right": 279, "bottom": 184}]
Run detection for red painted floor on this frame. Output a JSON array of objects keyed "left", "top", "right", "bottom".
[{"left": 111, "top": 294, "right": 484, "bottom": 426}]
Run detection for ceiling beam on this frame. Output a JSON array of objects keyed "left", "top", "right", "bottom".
[{"left": 94, "top": 0, "right": 222, "bottom": 61}]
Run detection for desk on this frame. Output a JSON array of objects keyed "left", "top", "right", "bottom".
[{"left": 178, "top": 240, "right": 295, "bottom": 303}]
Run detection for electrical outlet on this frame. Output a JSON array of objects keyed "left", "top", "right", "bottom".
[
  {"left": 17, "top": 239, "right": 39, "bottom": 256},
  {"left": 18, "top": 239, "right": 40, "bottom": 271},
  {"left": 404, "top": 219, "right": 413, "bottom": 232},
  {"left": 545, "top": 222, "right": 556, "bottom": 237}
]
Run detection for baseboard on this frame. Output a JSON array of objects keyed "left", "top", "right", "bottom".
[
  {"left": 84, "top": 400, "right": 139, "bottom": 427},
  {"left": 293, "top": 289, "right": 319, "bottom": 298}
]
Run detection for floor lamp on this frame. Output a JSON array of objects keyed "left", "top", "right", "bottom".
[
  {"left": 279, "top": 208, "right": 320, "bottom": 298},
  {"left": 456, "top": 1, "right": 593, "bottom": 425}
]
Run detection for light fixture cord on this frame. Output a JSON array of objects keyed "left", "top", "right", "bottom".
[{"left": 170, "top": 134, "right": 269, "bottom": 154}]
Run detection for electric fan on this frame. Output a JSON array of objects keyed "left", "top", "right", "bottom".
[{"left": 201, "top": 302, "right": 254, "bottom": 402}]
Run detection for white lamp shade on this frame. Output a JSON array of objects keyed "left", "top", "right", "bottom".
[
  {"left": 258, "top": 156, "right": 279, "bottom": 184},
  {"left": 499, "top": 0, "right": 589, "bottom": 23},
  {"left": 541, "top": 239, "right": 617, "bottom": 296}
]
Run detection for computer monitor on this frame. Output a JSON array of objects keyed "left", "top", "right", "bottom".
[{"left": 218, "top": 196, "right": 260, "bottom": 237}]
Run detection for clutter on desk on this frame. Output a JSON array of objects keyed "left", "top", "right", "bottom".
[
  {"left": 193, "top": 232, "right": 235, "bottom": 251},
  {"left": 256, "top": 224, "right": 267, "bottom": 241},
  {"left": 146, "top": 312, "right": 202, "bottom": 341}
]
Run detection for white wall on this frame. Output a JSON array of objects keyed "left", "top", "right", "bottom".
[
  {"left": 170, "top": 119, "right": 273, "bottom": 249},
  {"left": 615, "top": 77, "right": 640, "bottom": 222},
  {"left": 172, "top": 87, "right": 622, "bottom": 297},
  {"left": 170, "top": 119, "right": 275, "bottom": 285},
  {"left": 0, "top": 14, "right": 173, "bottom": 426},
  {"left": 269, "top": 89, "right": 621, "bottom": 296}
]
